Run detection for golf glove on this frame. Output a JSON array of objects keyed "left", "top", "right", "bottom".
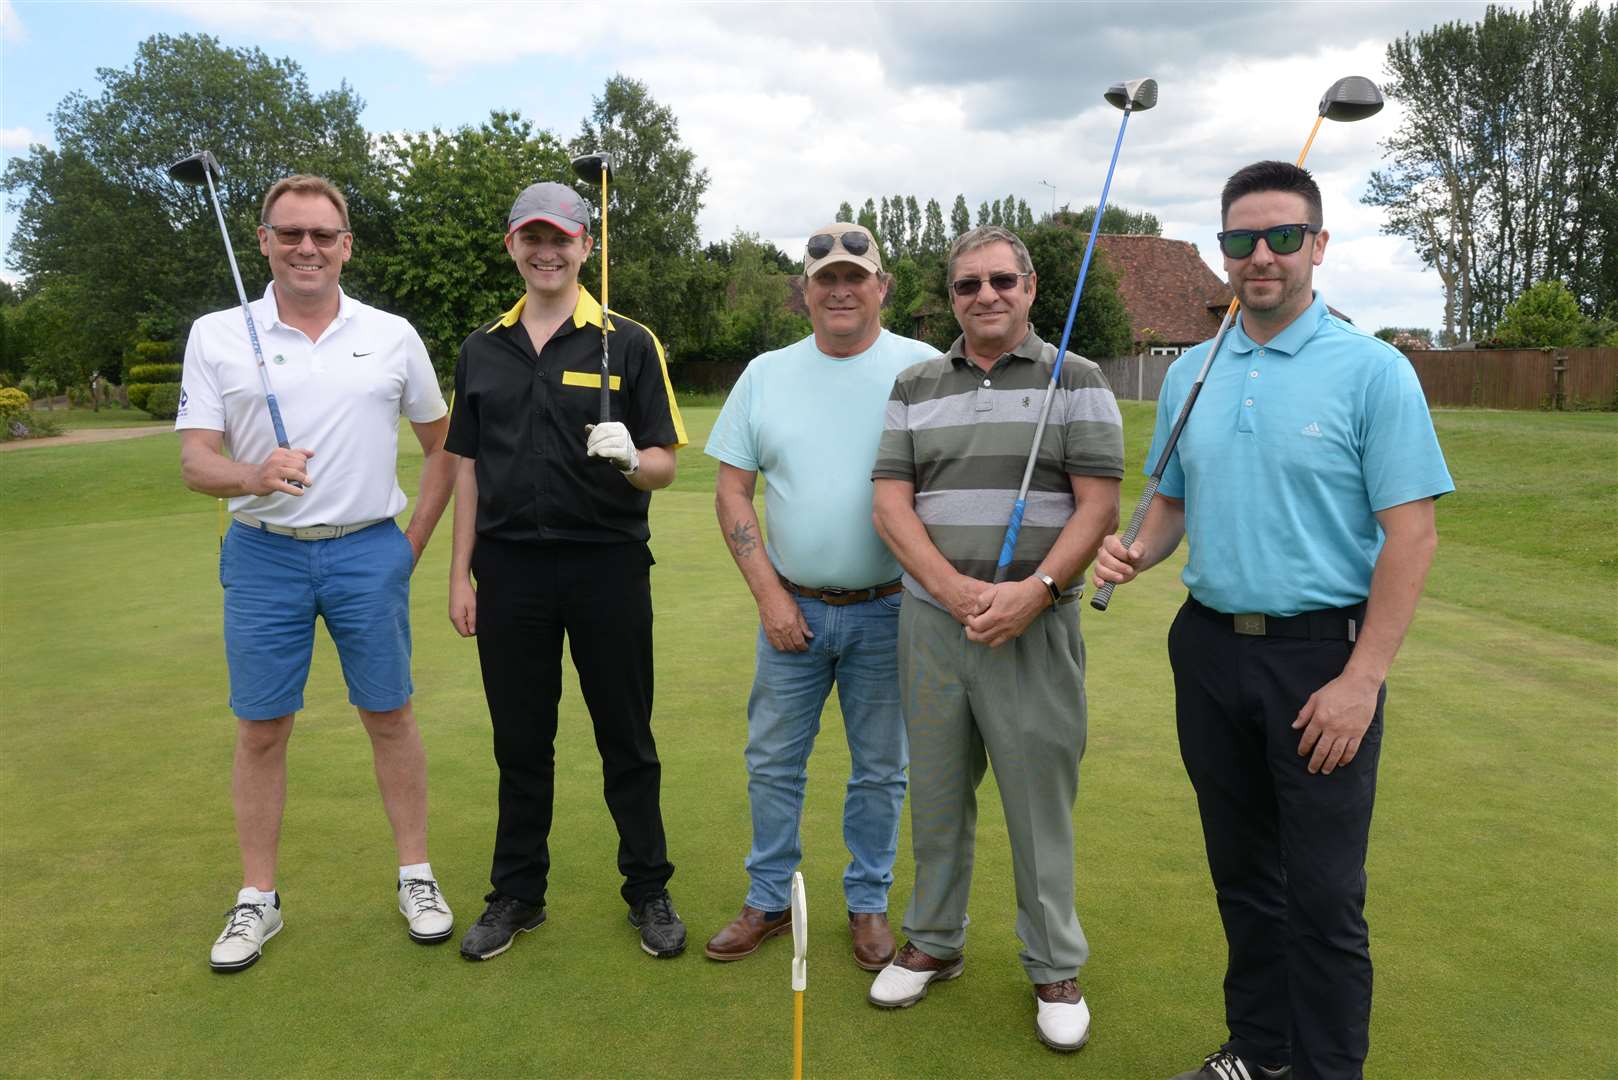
[{"left": 586, "top": 422, "right": 639, "bottom": 475}]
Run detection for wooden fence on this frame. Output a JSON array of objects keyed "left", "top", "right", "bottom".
[{"left": 1402, "top": 347, "right": 1618, "bottom": 409}]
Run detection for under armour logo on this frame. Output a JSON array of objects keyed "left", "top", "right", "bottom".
[{"left": 1300, "top": 421, "right": 1323, "bottom": 438}]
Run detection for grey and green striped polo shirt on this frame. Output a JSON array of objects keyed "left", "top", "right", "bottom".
[{"left": 872, "top": 327, "right": 1124, "bottom": 604}]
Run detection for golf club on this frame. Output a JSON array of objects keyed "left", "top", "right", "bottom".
[
  {"left": 1091, "top": 75, "right": 1384, "bottom": 612},
  {"left": 571, "top": 151, "right": 614, "bottom": 422},
  {"left": 992, "top": 78, "right": 1158, "bottom": 584},
  {"left": 166, "top": 149, "right": 301, "bottom": 488},
  {"left": 790, "top": 871, "right": 808, "bottom": 1080}
]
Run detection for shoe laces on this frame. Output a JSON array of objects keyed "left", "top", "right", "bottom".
[
  {"left": 1036, "top": 977, "right": 1081, "bottom": 1003},
  {"left": 639, "top": 891, "right": 677, "bottom": 926},
  {"left": 401, "top": 878, "right": 448, "bottom": 916},
  {"left": 475, "top": 894, "right": 525, "bottom": 927},
  {"left": 1202, "top": 1050, "right": 1258, "bottom": 1080},
  {"left": 218, "top": 902, "right": 265, "bottom": 942}
]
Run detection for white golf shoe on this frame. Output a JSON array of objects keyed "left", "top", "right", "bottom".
[
  {"left": 398, "top": 878, "right": 454, "bottom": 943},
  {"left": 209, "top": 890, "right": 282, "bottom": 972},
  {"left": 867, "top": 941, "right": 965, "bottom": 1008},
  {"left": 1033, "top": 979, "right": 1091, "bottom": 1051}
]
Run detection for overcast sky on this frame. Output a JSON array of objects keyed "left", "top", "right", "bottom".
[{"left": 3, "top": 0, "right": 1519, "bottom": 334}]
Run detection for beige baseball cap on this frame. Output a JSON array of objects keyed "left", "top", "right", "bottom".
[{"left": 804, "top": 224, "right": 882, "bottom": 277}]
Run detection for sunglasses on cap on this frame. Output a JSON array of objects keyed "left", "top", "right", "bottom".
[
  {"left": 806, "top": 231, "right": 872, "bottom": 260},
  {"left": 262, "top": 223, "right": 350, "bottom": 249},
  {"left": 1216, "top": 223, "right": 1319, "bottom": 260},
  {"left": 949, "top": 272, "right": 1031, "bottom": 298}
]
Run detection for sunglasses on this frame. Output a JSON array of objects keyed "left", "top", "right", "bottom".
[
  {"left": 262, "top": 224, "right": 350, "bottom": 249},
  {"left": 1216, "top": 223, "right": 1319, "bottom": 259},
  {"left": 806, "top": 231, "right": 872, "bottom": 260},
  {"left": 949, "top": 272, "right": 1031, "bottom": 298}
]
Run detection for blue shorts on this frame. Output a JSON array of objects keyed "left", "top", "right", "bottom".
[{"left": 220, "top": 519, "right": 415, "bottom": 721}]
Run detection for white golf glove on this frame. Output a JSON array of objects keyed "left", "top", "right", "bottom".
[{"left": 586, "top": 421, "right": 640, "bottom": 475}]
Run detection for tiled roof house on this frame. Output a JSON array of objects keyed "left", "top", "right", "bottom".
[{"left": 1094, "top": 235, "right": 1232, "bottom": 356}]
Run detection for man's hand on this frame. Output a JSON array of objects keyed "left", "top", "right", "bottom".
[
  {"left": 449, "top": 575, "right": 477, "bottom": 638},
  {"left": 937, "top": 573, "right": 993, "bottom": 626},
  {"left": 759, "top": 589, "right": 813, "bottom": 653},
  {"left": 585, "top": 422, "right": 639, "bottom": 474},
  {"left": 1092, "top": 533, "right": 1143, "bottom": 589},
  {"left": 1292, "top": 670, "right": 1381, "bottom": 774},
  {"left": 965, "top": 578, "right": 1049, "bottom": 647},
  {"left": 251, "top": 447, "right": 314, "bottom": 496}
]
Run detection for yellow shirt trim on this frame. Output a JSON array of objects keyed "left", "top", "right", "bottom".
[{"left": 561, "top": 371, "right": 623, "bottom": 390}]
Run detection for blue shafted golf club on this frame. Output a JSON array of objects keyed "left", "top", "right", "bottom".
[
  {"left": 993, "top": 77, "right": 1158, "bottom": 583},
  {"left": 167, "top": 150, "right": 300, "bottom": 485}
]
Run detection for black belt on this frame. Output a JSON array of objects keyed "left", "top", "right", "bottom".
[
  {"left": 1186, "top": 595, "right": 1363, "bottom": 642},
  {"left": 780, "top": 576, "right": 903, "bottom": 606}
]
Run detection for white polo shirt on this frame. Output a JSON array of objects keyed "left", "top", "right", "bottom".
[{"left": 177, "top": 284, "right": 447, "bottom": 527}]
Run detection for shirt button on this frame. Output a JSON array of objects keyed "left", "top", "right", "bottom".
[
  {"left": 1257, "top": 349, "right": 1266, "bottom": 356},
  {"left": 982, "top": 379, "right": 991, "bottom": 387},
  {"left": 1249, "top": 370, "right": 1259, "bottom": 378},
  {"left": 1244, "top": 398, "right": 1254, "bottom": 407}
]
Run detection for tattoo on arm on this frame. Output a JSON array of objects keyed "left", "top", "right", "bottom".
[{"left": 727, "top": 521, "right": 758, "bottom": 559}]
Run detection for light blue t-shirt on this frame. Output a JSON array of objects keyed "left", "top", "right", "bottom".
[
  {"left": 706, "top": 329, "right": 938, "bottom": 588},
  {"left": 1148, "top": 292, "right": 1454, "bottom": 616}
]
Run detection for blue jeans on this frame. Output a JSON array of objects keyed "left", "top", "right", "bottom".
[{"left": 744, "top": 591, "right": 906, "bottom": 913}]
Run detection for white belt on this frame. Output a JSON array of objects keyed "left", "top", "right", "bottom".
[{"left": 233, "top": 512, "right": 388, "bottom": 541}]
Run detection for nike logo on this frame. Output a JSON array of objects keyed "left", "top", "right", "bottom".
[{"left": 352, "top": 351, "right": 373, "bottom": 357}]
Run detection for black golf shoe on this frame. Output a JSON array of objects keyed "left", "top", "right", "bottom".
[
  {"left": 1170, "top": 1049, "right": 1291, "bottom": 1080},
  {"left": 459, "top": 892, "right": 545, "bottom": 961},
  {"left": 628, "top": 890, "right": 686, "bottom": 958}
]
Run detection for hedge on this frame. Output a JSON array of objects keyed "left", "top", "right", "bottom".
[{"left": 144, "top": 383, "right": 182, "bottom": 421}]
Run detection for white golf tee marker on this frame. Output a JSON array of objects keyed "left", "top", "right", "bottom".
[{"left": 791, "top": 871, "right": 807, "bottom": 1080}]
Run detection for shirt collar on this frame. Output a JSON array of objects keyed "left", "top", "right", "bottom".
[
  {"left": 487, "top": 286, "right": 616, "bottom": 333},
  {"left": 258, "top": 282, "right": 354, "bottom": 331},
  {"left": 944, "top": 325, "right": 1046, "bottom": 369},
  {"left": 1229, "top": 291, "right": 1327, "bottom": 356}
]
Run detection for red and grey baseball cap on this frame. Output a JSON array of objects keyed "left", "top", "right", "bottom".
[{"left": 506, "top": 182, "right": 590, "bottom": 237}]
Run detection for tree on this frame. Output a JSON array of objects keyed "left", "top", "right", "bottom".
[
  {"left": 858, "top": 198, "right": 879, "bottom": 236},
  {"left": 921, "top": 199, "right": 948, "bottom": 258},
  {"left": 2, "top": 34, "right": 376, "bottom": 379},
  {"left": 1374, "top": 327, "right": 1435, "bottom": 350},
  {"left": 570, "top": 75, "right": 711, "bottom": 356},
  {"left": 1017, "top": 224, "right": 1133, "bottom": 357},
  {"left": 703, "top": 231, "right": 809, "bottom": 361},
  {"left": 1493, "top": 280, "right": 1596, "bottom": 347},
  {"left": 977, "top": 201, "right": 991, "bottom": 228},
  {"left": 950, "top": 195, "right": 971, "bottom": 238},
  {"left": 905, "top": 197, "right": 922, "bottom": 259},
  {"left": 1015, "top": 198, "right": 1035, "bottom": 232},
  {"left": 836, "top": 201, "right": 854, "bottom": 223},
  {"left": 1060, "top": 204, "right": 1162, "bottom": 236},
  {"left": 373, "top": 111, "right": 572, "bottom": 375}
]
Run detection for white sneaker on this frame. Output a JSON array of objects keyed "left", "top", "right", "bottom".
[
  {"left": 209, "top": 891, "right": 282, "bottom": 972},
  {"left": 1033, "top": 980, "right": 1091, "bottom": 1051},
  {"left": 398, "top": 878, "right": 454, "bottom": 943},
  {"left": 868, "top": 941, "right": 965, "bottom": 1008}
]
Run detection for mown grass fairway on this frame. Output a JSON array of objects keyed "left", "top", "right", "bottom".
[{"left": 0, "top": 404, "right": 1613, "bottom": 1077}]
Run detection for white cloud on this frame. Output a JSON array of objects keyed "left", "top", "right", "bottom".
[
  {"left": 0, "top": 126, "right": 43, "bottom": 151},
  {"left": 1, "top": 0, "right": 25, "bottom": 44}
]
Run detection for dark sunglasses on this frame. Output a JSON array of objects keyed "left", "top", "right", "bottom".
[
  {"left": 262, "top": 224, "right": 350, "bottom": 249},
  {"left": 949, "top": 271, "right": 1030, "bottom": 298},
  {"left": 1216, "top": 223, "right": 1318, "bottom": 259},
  {"left": 806, "top": 231, "right": 872, "bottom": 260}
]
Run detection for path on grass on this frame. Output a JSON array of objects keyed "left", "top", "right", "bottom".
[{"left": 0, "top": 426, "right": 170, "bottom": 452}]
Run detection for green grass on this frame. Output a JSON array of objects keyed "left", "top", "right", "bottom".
[
  {"left": 0, "top": 403, "right": 1613, "bottom": 1077},
  {"left": 20, "top": 405, "right": 168, "bottom": 430}
]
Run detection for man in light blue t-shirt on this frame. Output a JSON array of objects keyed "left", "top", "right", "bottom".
[{"left": 703, "top": 223, "right": 936, "bottom": 971}]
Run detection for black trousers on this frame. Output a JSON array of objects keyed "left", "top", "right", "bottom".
[
  {"left": 471, "top": 538, "right": 673, "bottom": 908},
  {"left": 1168, "top": 599, "right": 1384, "bottom": 1080}
]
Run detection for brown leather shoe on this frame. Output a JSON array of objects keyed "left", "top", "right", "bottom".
[
  {"left": 704, "top": 905, "right": 791, "bottom": 962},
  {"left": 848, "top": 912, "right": 895, "bottom": 971}
]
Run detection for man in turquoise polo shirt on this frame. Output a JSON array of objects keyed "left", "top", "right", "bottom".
[
  {"left": 704, "top": 224, "right": 936, "bottom": 970},
  {"left": 1094, "top": 161, "right": 1453, "bottom": 1080}
]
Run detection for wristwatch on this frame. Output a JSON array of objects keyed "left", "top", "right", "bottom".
[{"left": 1035, "top": 572, "right": 1061, "bottom": 606}]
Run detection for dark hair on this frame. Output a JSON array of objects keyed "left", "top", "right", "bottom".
[{"left": 1221, "top": 161, "right": 1322, "bottom": 228}]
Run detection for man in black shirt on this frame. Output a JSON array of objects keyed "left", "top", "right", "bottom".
[{"left": 446, "top": 180, "right": 689, "bottom": 960}]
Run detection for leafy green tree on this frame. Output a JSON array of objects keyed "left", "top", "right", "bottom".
[
  {"left": 1493, "top": 280, "right": 1596, "bottom": 347},
  {"left": 1059, "top": 204, "right": 1162, "bottom": 236},
  {"left": 882, "top": 257, "right": 924, "bottom": 336},
  {"left": 372, "top": 111, "right": 572, "bottom": 375},
  {"left": 570, "top": 75, "right": 711, "bottom": 356},
  {"left": 1015, "top": 198, "right": 1035, "bottom": 231},
  {"left": 1017, "top": 224, "right": 1133, "bottom": 357},
  {"left": 977, "top": 201, "right": 991, "bottom": 228},
  {"left": 858, "top": 198, "right": 879, "bottom": 236},
  {"left": 950, "top": 195, "right": 971, "bottom": 238},
  {"left": 922, "top": 199, "right": 948, "bottom": 258},
  {"left": 836, "top": 201, "right": 854, "bottom": 223},
  {"left": 703, "top": 231, "right": 809, "bottom": 361},
  {"left": 905, "top": 197, "right": 922, "bottom": 259},
  {"left": 1374, "top": 327, "right": 1435, "bottom": 349}
]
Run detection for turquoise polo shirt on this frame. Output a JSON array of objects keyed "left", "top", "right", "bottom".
[
  {"left": 1147, "top": 292, "right": 1453, "bottom": 616},
  {"left": 707, "top": 329, "right": 938, "bottom": 589}
]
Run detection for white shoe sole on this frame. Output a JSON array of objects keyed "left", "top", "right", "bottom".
[
  {"left": 209, "top": 920, "right": 282, "bottom": 973},
  {"left": 400, "top": 903, "right": 454, "bottom": 944},
  {"left": 1036, "top": 1025, "right": 1091, "bottom": 1053},
  {"left": 460, "top": 915, "right": 545, "bottom": 961},
  {"left": 868, "top": 957, "right": 964, "bottom": 1008}
]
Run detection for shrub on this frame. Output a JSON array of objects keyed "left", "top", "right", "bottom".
[
  {"left": 126, "top": 383, "right": 157, "bottom": 412},
  {"left": 132, "top": 340, "right": 178, "bottom": 364},
  {"left": 0, "top": 386, "right": 29, "bottom": 424},
  {"left": 144, "top": 383, "right": 182, "bottom": 420},
  {"left": 126, "top": 363, "right": 182, "bottom": 384},
  {"left": 1, "top": 409, "right": 62, "bottom": 441}
]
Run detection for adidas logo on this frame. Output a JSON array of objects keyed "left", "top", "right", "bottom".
[{"left": 1300, "top": 422, "right": 1324, "bottom": 438}]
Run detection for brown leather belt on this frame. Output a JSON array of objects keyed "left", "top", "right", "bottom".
[{"left": 780, "top": 576, "right": 903, "bottom": 606}]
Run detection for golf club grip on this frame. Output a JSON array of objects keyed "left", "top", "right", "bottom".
[
  {"left": 993, "top": 498, "right": 1027, "bottom": 583},
  {"left": 599, "top": 333, "right": 610, "bottom": 422},
  {"left": 1090, "top": 475, "right": 1161, "bottom": 611},
  {"left": 265, "top": 395, "right": 305, "bottom": 491}
]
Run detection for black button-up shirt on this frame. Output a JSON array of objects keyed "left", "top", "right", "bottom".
[{"left": 445, "top": 288, "right": 687, "bottom": 544}]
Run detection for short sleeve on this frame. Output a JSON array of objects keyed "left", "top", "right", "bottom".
[
  {"left": 444, "top": 345, "right": 479, "bottom": 458},
  {"left": 174, "top": 318, "right": 226, "bottom": 432},
  {"left": 624, "top": 323, "right": 687, "bottom": 450},
  {"left": 1146, "top": 373, "right": 1186, "bottom": 499},
  {"left": 704, "top": 365, "right": 759, "bottom": 471},
  {"left": 1060, "top": 360, "right": 1125, "bottom": 479},
  {"left": 1360, "top": 355, "right": 1454, "bottom": 510},
  {"left": 400, "top": 324, "right": 448, "bottom": 423},
  {"left": 870, "top": 376, "right": 916, "bottom": 482}
]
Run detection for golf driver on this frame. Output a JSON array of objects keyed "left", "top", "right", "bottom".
[
  {"left": 993, "top": 78, "right": 1158, "bottom": 583},
  {"left": 571, "top": 151, "right": 614, "bottom": 422},
  {"left": 1091, "top": 75, "right": 1384, "bottom": 611},
  {"left": 167, "top": 149, "right": 301, "bottom": 488},
  {"left": 790, "top": 871, "right": 808, "bottom": 1080}
]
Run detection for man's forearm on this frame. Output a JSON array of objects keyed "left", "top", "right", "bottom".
[
  {"left": 872, "top": 480, "right": 960, "bottom": 598},
  {"left": 627, "top": 445, "right": 677, "bottom": 491},
  {"left": 449, "top": 458, "right": 478, "bottom": 579},
  {"left": 716, "top": 485, "right": 789, "bottom": 604},
  {"left": 1036, "top": 477, "right": 1121, "bottom": 586},
  {"left": 180, "top": 439, "right": 257, "bottom": 498},
  {"left": 405, "top": 447, "right": 456, "bottom": 548},
  {"left": 1343, "top": 500, "right": 1439, "bottom": 685}
]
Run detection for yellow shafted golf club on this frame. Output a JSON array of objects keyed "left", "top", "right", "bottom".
[
  {"left": 1091, "top": 75, "right": 1385, "bottom": 612},
  {"left": 570, "top": 151, "right": 614, "bottom": 422},
  {"left": 791, "top": 871, "right": 807, "bottom": 1080}
]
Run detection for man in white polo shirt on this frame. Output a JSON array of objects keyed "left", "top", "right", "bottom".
[
  {"left": 703, "top": 224, "right": 936, "bottom": 970},
  {"left": 177, "top": 174, "right": 457, "bottom": 972}
]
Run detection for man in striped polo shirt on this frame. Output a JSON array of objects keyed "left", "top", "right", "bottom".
[{"left": 868, "top": 226, "right": 1123, "bottom": 1052}]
